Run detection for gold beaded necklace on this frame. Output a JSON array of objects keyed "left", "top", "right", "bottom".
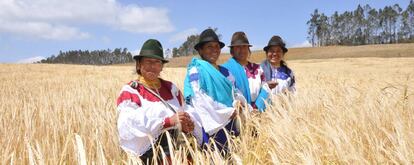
[{"left": 138, "top": 76, "right": 161, "bottom": 91}]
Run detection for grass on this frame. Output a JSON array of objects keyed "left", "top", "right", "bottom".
[{"left": 0, "top": 56, "right": 413, "bottom": 164}]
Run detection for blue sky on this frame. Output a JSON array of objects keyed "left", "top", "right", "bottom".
[{"left": 0, "top": 0, "right": 409, "bottom": 63}]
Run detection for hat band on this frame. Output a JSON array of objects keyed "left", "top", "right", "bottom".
[
  {"left": 140, "top": 50, "right": 162, "bottom": 56},
  {"left": 200, "top": 36, "right": 219, "bottom": 42},
  {"left": 269, "top": 42, "right": 285, "bottom": 46},
  {"left": 231, "top": 40, "right": 251, "bottom": 46}
]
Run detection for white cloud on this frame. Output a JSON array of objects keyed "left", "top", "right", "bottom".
[
  {"left": 0, "top": 20, "right": 90, "bottom": 40},
  {"left": 0, "top": 0, "right": 174, "bottom": 40},
  {"left": 169, "top": 28, "right": 198, "bottom": 43},
  {"left": 16, "top": 56, "right": 45, "bottom": 63},
  {"left": 117, "top": 6, "right": 174, "bottom": 33},
  {"left": 290, "top": 40, "right": 312, "bottom": 48}
]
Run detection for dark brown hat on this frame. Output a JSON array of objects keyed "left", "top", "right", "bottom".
[
  {"left": 194, "top": 28, "right": 225, "bottom": 50},
  {"left": 263, "top": 35, "right": 288, "bottom": 53},
  {"left": 229, "top": 31, "right": 252, "bottom": 47}
]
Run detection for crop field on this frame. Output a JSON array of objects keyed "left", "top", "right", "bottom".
[{"left": 0, "top": 56, "right": 413, "bottom": 164}]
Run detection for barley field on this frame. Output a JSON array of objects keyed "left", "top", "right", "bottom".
[
  {"left": 163, "top": 43, "right": 414, "bottom": 67},
  {"left": 1, "top": 57, "right": 413, "bottom": 164}
]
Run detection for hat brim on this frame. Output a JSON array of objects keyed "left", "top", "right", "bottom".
[
  {"left": 263, "top": 45, "right": 288, "bottom": 53},
  {"left": 194, "top": 41, "right": 225, "bottom": 50},
  {"left": 133, "top": 54, "right": 169, "bottom": 63},
  {"left": 228, "top": 43, "right": 252, "bottom": 47}
]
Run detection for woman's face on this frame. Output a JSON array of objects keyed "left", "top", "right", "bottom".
[
  {"left": 266, "top": 46, "right": 285, "bottom": 65},
  {"left": 136, "top": 57, "right": 163, "bottom": 81},
  {"left": 231, "top": 45, "right": 250, "bottom": 63},
  {"left": 199, "top": 41, "right": 221, "bottom": 64}
]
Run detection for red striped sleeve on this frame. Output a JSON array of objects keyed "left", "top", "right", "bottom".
[
  {"left": 177, "top": 91, "right": 183, "bottom": 106},
  {"left": 117, "top": 91, "right": 141, "bottom": 106},
  {"left": 260, "top": 70, "right": 265, "bottom": 81},
  {"left": 163, "top": 117, "right": 174, "bottom": 128}
]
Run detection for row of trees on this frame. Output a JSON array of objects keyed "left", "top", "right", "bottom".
[
  {"left": 307, "top": 1, "right": 414, "bottom": 46},
  {"left": 39, "top": 48, "right": 133, "bottom": 65},
  {"left": 172, "top": 27, "right": 221, "bottom": 57}
]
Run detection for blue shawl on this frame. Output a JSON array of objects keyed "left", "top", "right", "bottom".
[
  {"left": 260, "top": 60, "right": 273, "bottom": 81},
  {"left": 223, "top": 58, "right": 269, "bottom": 112},
  {"left": 184, "top": 58, "right": 234, "bottom": 107},
  {"left": 222, "top": 57, "right": 252, "bottom": 104}
]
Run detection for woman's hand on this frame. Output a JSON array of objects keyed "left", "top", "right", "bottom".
[
  {"left": 230, "top": 101, "right": 243, "bottom": 119},
  {"left": 267, "top": 81, "right": 278, "bottom": 89},
  {"left": 170, "top": 112, "right": 194, "bottom": 133}
]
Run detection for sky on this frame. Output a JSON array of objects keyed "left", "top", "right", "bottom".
[{"left": 0, "top": 0, "right": 409, "bottom": 63}]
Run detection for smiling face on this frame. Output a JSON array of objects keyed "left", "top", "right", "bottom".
[
  {"left": 136, "top": 57, "right": 163, "bottom": 81},
  {"left": 198, "top": 41, "right": 221, "bottom": 64},
  {"left": 231, "top": 45, "right": 250, "bottom": 65},
  {"left": 266, "top": 46, "right": 285, "bottom": 65}
]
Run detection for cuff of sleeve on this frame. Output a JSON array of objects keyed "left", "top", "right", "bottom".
[{"left": 163, "top": 117, "right": 174, "bottom": 128}]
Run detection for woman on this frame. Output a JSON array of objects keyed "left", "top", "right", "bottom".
[
  {"left": 222, "top": 31, "right": 271, "bottom": 112},
  {"left": 260, "top": 36, "right": 296, "bottom": 94},
  {"left": 116, "top": 39, "right": 202, "bottom": 163},
  {"left": 184, "top": 28, "right": 245, "bottom": 154}
]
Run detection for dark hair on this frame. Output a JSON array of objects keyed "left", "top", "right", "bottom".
[
  {"left": 135, "top": 58, "right": 141, "bottom": 75},
  {"left": 196, "top": 44, "right": 210, "bottom": 61},
  {"left": 280, "top": 60, "right": 288, "bottom": 67},
  {"left": 195, "top": 42, "right": 205, "bottom": 51}
]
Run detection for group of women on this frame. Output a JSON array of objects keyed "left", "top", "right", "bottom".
[{"left": 116, "top": 28, "right": 296, "bottom": 163}]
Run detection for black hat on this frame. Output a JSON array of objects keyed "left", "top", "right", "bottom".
[
  {"left": 263, "top": 35, "right": 288, "bottom": 53},
  {"left": 133, "top": 39, "right": 168, "bottom": 63},
  {"left": 194, "top": 28, "right": 225, "bottom": 50},
  {"left": 229, "top": 31, "right": 252, "bottom": 47}
]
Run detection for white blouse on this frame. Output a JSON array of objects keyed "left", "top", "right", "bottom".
[
  {"left": 270, "top": 66, "right": 296, "bottom": 94},
  {"left": 186, "top": 66, "right": 248, "bottom": 135},
  {"left": 116, "top": 79, "right": 203, "bottom": 156}
]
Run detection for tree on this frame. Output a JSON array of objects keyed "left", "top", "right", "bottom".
[
  {"left": 307, "top": 9, "right": 320, "bottom": 47},
  {"left": 367, "top": 8, "right": 380, "bottom": 44},
  {"left": 316, "top": 13, "right": 329, "bottom": 46},
  {"left": 307, "top": 2, "right": 413, "bottom": 46},
  {"left": 172, "top": 48, "right": 179, "bottom": 57},
  {"left": 400, "top": 0, "right": 414, "bottom": 42},
  {"left": 39, "top": 48, "right": 134, "bottom": 65},
  {"left": 352, "top": 5, "right": 366, "bottom": 45},
  {"left": 391, "top": 4, "right": 402, "bottom": 43}
]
